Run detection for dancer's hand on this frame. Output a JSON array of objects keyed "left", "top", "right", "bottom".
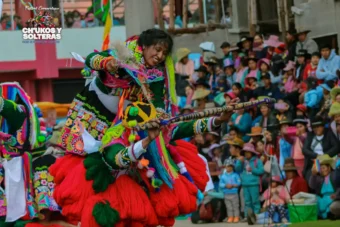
[
  {"left": 226, "top": 184, "right": 232, "bottom": 189},
  {"left": 142, "top": 119, "right": 161, "bottom": 148},
  {"left": 106, "top": 58, "right": 118, "bottom": 72}
]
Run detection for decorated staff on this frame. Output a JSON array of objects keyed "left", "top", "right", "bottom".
[{"left": 128, "top": 98, "right": 276, "bottom": 130}]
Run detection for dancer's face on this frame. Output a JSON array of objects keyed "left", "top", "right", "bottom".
[{"left": 143, "top": 43, "right": 169, "bottom": 67}]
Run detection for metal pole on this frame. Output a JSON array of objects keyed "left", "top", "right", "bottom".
[
  {"left": 60, "top": 0, "right": 65, "bottom": 28},
  {"left": 110, "top": 0, "right": 114, "bottom": 27},
  {"left": 10, "top": 0, "right": 14, "bottom": 30},
  {"left": 221, "top": 0, "right": 225, "bottom": 24},
  {"left": 203, "top": 0, "right": 207, "bottom": 23}
]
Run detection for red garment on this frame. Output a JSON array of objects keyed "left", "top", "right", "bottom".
[
  {"left": 303, "top": 63, "right": 323, "bottom": 84},
  {"left": 285, "top": 176, "right": 308, "bottom": 197}
]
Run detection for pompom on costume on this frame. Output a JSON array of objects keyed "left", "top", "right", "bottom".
[
  {"left": 49, "top": 35, "right": 219, "bottom": 226},
  {"left": 0, "top": 82, "right": 57, "bottom": 224}
]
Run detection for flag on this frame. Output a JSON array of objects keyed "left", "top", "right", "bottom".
[{"left": 101, "top": 14, "right": 112, "bottom": 51}]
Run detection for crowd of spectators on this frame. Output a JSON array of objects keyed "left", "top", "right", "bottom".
[{"left": 175, "top": 28, "right": 340, "bottom": 225}]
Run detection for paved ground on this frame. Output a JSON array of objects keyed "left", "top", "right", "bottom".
[{"left": 174, "top": 220, "right": 254, "bottom": 227}]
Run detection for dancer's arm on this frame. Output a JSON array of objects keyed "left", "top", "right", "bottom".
[
  {"left": 0, "top": 97, "right": 26, "bottom": 133},
  {"left": 85, "top": 50, "right": 118, "bottom": 73}
]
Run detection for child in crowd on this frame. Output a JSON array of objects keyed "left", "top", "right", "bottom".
[
  {"left": 236, "top": 143, "right": 264, "bottom": 219},
  {"left": 262, "top": 176, "right": 289, "bottom": 224},
  {"left": 304, "top": 77, "right": 323, "bottom": 117},
  {"left": 224, "top": 59, "right": 237, "bottom": 88},
  {"left": 256, "top": 140, "right": 266, "bottom": 163},
  {"left": 282, "top": 61, "right": 297, "bottom": 94},
  {"left": 242, "top": 58, "right": 260, "bottom": 87},
  {"left": 219, "top": 159, "right": 241, "bottom": 223},
  {"left": 303, "top": 52, "right": 321, "bottom": 82}
]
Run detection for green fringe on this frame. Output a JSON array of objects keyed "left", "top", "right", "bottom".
[
  {"left": 84, "top": 153, "right": 115, "bottom": 193},
  {"left": 93, "top": 201, "right": 120, "bottom": 227}
]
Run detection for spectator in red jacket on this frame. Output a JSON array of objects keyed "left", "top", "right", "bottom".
[
  {"left": 283, "top": 158, "right": 308, "bottom": 197},
  {"left": 303, "top": 52, "right": 322, "bottom": 84}
]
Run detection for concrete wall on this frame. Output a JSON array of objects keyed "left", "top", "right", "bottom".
[{"left": 293, "top": 0, "right": 339, "bottom": 44}]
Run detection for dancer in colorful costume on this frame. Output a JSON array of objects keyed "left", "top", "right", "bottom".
[
  {"left": 50, "top": 29, "right": 235, "bottom": 227},
  {"left": 0, "top": 82, "right": 59, "bottom": 225}
]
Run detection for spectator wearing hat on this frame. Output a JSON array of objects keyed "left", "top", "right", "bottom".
[
  {"left": 316, "top": 43, "right": 340, "bottom": 82},
  {"left": 258, "top": 58, "right": 281, "bottom": 85},
  {"left": 296, "top": 49, "right": 311, "bottom": 81},
  {"left": 309, "top": 154, "right": 338, "bottom": 219},
  {"left": 235, "top": 143, "right": 264, "bottom": 219},
  {"left": 328, "top": 102, "right": 340, "bottom": 140},
  {"left": 175, "top": 48, "right": 195, "bottom": 81},
  {"left": 221, "top": 127, "right": 242, "bottom": 160},
  {"left": 237, "top": 36, "right": 253, "bottom": 56},
  {"left": 304, "top": 77, "right": 323, "bottom": 117},
  {"left": 199, "top": 41, "right": 216, "bottom": 64},
  {"left": 303, "top": 52, "right": 321, "bottom": 82},
  {"left": 247, "top": 126, "right": 263, "bottom": 145},
  {"left": 219, "top": 159, "right": 242, "bottom": 223},
  {"left": 302, "top": 116, "right": 340, "bottom": 179},
  {"left": 223, "top": 58, "right": 237, "bottom": 88},
  {"left": 229, "top": 46, "right": 242, "bottom": 69},
  {"left": 282, "top": 61, "right": 298, "bottom": 94},
  {"left": 192, "top": 88, "right": 214, "bottom": 111},
  {"left": 229, "top": 107, "right": 252, "bottom": 142},
  {"left": 193, "top": 66, "right": 209, "bottom": 82},
  {"left": 264, "top": 35, "right": 284, "bottom": 59},
  {"left": 296, "top": 104, "right": 308, "bottom": 119},
  {"left": 316, "top": 80, "right": 335, "bottom": 119},
  {"left": 226, "top": 137, "right": 245, "bottom": 167},
  {"left": 253, "top": 73, "right": 283, "bottom": 100},
  {"left": 274, "top": 99, "right": 293, "bottom": 122},
  {"left": 282, "top": 117, "right": 309, "bottom": 175},
  {"left": 286, "top": 28, "right": 298, "bottom": 62},
  {"left": 295, "top": 29, "right": 319, "bottom": 55},
  {"left": 331, "top": 86, "right": 340, "bottom": 104},
  {"left": 278, "top": 119, "right": 293, "bottom": 169},
  {"left": 257, "top": 97, "right": 278, "bottom": 131},
  {"left": 262, "top": 176, "right": 289, "bottom": 224},
  {"left": 283, "top": 158, "right": 308, "bottom": 197}
]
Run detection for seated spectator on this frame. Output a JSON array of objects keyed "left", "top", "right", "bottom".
[
  {"left": 262, "top": 176, "right": 289, "bottom": 224},
  {"left": 302, "top": 116, "right": 340, "bottom": 179},
  {"left": 303, "top": 52, "right": 321, "bottom": 82},
  {"left": 220, "top": 42, "right": 231, "bottom": 60},
  {"left": 309, "top": 154, "right": 338, "bottom": 219},
  {"left": 295, "top": 29, "right": 319, "bottom": 55},
  {"left": 278, "top": 119, "right": 293, "bottom": 169},
  {"left": 253, "top": 73, "right": 283, "bottom": 100},
  {"left": 257, "top": 99, "right": 278, "bottom": 131},
  {"left": 282, "top": 61, "right": 298, "bottom": 94},
  {"left": 316, "top": 43, "right": 340, "bottom": 82},
  {"left": 296, "top": 49, "right": 310, "bottom": 81},
  {"left": 223, "top": 58, "right": 236, "bottom": 88},
  {"left": 219, "top": 159, "right": 241, "bottom": 223},
  {"left": 316, "top": 80, "right": 335, "bottom": 119},
  {"left": 274, "top": 99, "right": 293, "bottom": 122},
  {"left": 192, "top": 88, "right": 215, "bottom": 111},
  {"left": 229, "top": 108, "right": 252, "bottom": 142},
  {"left": 235, "top": 57, "right": 248, "bottom": 83},
  {"left": 247, "top": 126, "right": 263, "bottom": 145},
  {"left": 241, "top": 57, "right": 260, "bottom": 88},
  {"left": 231, "top": 83, "right": 248, "bottom": 102},
  {"left": 253, "top": 33, "right": 267, "bottom": 59},
  {"left": 329, "top": 102, "right": 340, "bottom": 140},
  {"left": 235, "top": 143, "right": 264, "bottom": 220},
  {"left": 304, "top": 77, "right": 323, "bottom": 117},
  {"left": 175, "top": 48, "right": 195, "bottom": 81},
  {"left": 283, "top": 158, "right": 308, "bottom": 196}
]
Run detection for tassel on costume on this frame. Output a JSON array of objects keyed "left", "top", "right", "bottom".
[
  {"left": 81, "top": 175, "right": 158, "bottom": 227},
  {"left": 175, "top": 140, "right": 209, "bottom": 192},
  {"left": 53, "top": 162, "right": 95, "bottom": 221},
  {"left": 49, "top": 154, "right": 83, "bottom": 184}
]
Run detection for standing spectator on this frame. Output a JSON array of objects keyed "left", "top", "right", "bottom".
[
  {"left": 302, "top": 116, "right": 340, "bottom": 179},
  {"left": 72, "top": 10, "right": 83, "bottom": 28},
  {"left": 295, "top": 29, "right": 319, "bottom": 55},
  {"left": 236, "top": 143, "right": 264, "bottom": 220},
  {"left": 286, "top": 28, "right": 298, "bottom": 62},
  {"left": 219, "top": 159, "right": 241, "bottom": 223},
  {"left": 303, "top": 52, "right": 321, "bottom": 82},
  {"left": 316, "top": 43, "right": 340, "bottom": 82}
]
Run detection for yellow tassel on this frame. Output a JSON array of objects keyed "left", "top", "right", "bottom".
[
  {"left": 128, "top": 134, "right": 136, "bottom": 143},
  {"left": 165, "top": 56, "right": 177, "bottom": 105},
  {"left": 128, "top": 120, "right": 137, "bottom": 127}
]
